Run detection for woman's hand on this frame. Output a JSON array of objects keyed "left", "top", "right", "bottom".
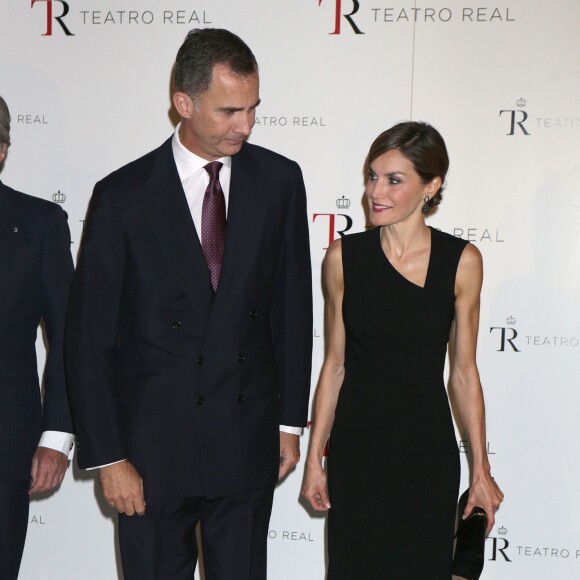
[
  {"left": 301, "top": 460, "right": 331, "bottom": 511},
  {"left": 464, "top": 474, "right": 504, "bottom": 533}
]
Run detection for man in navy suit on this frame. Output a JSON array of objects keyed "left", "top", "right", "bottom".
[
  {"left": 66, "top": 29, "right": 312, "bottom": 579},
  {"left": 0, "top": 96, "right": 74, "bottom": 579}
]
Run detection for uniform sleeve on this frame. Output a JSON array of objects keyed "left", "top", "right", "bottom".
[{"left": 40, "top": 203, "right": 74, "bottom": 435}]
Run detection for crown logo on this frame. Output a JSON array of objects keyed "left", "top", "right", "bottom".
[
  {"left": 516, "top": 97, "right": 526, "bottom": 108},
  {"left": 336, "top": 195, "right": 351, "bottom": 209},
  {"left": 52, "top": 190, "right": 66, "bottom": 203},
  {"left": 498, "top": 526, "right": 507, "bottom": 535},
  {"left": 506, "top": 316, "right": 516, "bottom": 325}
]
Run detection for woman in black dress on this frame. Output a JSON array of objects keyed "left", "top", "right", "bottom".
[{"left": 302, "top": 122, "right": 503, "bottom": 578}]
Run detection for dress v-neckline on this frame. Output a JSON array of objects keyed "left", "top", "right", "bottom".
[{"left": 377, "top": 226, "right": 433, "bottom": 290}]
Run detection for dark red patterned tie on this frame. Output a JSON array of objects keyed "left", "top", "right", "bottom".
[{"left": 202, "top": 161, "right": 226, "bottom": 291}]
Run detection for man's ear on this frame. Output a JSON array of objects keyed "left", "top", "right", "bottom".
[{"left": 172, "top": 92, "right": 195, "bottom": 119}]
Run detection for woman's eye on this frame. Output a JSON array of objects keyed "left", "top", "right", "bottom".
[{"left": 389, "top": 177, "right": 400, "bottom": 185}]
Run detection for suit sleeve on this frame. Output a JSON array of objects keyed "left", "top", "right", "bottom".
[
  {"left": 40, "top": 204, "right": 74, "bottom": 435},
  {"left": 65, "top": 183, "right": 126, "bottom": 468},
  {"left": 271, "top": 163, "right": 313, "bottom": 427}
]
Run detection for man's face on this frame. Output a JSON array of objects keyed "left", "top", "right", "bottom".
[{"left": 175, "top": 64, "right": 260, "bottom": 161}]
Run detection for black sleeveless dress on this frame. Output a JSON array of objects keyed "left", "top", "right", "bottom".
[{"left": 326, "top": 226, "right": 468, "bottom": 579}]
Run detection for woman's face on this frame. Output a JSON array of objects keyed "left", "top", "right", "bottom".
[{"left": 365, "top": 148, "right": 436, "bottom": 227}]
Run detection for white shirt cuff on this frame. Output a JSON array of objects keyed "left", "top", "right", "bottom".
[
  {"left": 86, "top": 459, "right": 127, "bottom": 471},
  {"left": 38, "top": 431, "right": 75, "bottom": 457},
  {"left": 279, "top": 425, "right": 303, "bottom": 436}
]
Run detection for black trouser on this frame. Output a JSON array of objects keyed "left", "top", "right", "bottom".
[
  {"left": 0, "top": 480, "right": 30, "bottom": 580},
  {"left": 119, "top": 486, "right": 275, "bottom": 580}
]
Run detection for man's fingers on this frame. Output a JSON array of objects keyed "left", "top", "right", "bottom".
[
  {"left": 30, "top": 456, "right": 39, "bottom": 488},
  {"left": 100, "top": 461, "right": 145, "bottom": 516},
  {"left": 123, "top": 500, "right": 136, "bottom": 517},
  {"left": 278, "top": 463, "right": 290, "bottom": 480},
  {"left": 134, "top": 497, "right": 146, "bottom": 516},
  {"left": 279, "top": 453, "right": 300, "bottom": 480},
  {"left": 109, "top": 494, "right": 144, "bottom": 516},
  {"left": 279, "top": 457, "right": 299, "bottom": 480},
  {"left": 30, "top": 467, "right": 49, "bottom": 494}
]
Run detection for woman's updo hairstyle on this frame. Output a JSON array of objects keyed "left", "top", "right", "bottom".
[{"left": 365, "top": 121, "right": 449, "bottom": 214}]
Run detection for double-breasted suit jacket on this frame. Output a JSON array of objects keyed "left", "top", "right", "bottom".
[
  {"left": 0, "top": 181, "right": 74, "bottom": 482},
  {"left": 66, "top": 138, "right": 313, "bottom": 499}
]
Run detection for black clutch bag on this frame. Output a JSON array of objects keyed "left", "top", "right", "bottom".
[{"left": 452, "top": 489, "right": 488, "bottom": 580}]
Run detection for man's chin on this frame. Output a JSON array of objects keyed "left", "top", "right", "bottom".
[{"left": 220, "top": 139, "right": 246, "bottom": 155}]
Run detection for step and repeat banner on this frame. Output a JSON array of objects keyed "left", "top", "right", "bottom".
[{"left": 1, "top": 1, "right": 579, "bottom": 578}]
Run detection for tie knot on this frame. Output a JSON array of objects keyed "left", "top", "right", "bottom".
[{"left": 204, "top": 161, "right": 223, "bottom": 183}]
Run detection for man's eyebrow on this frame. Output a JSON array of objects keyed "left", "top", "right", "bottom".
[{"left": 217, "top": 99, "right": 261, "bottom": 113}]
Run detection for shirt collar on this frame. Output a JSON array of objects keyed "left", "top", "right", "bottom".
[{"left": 171, "top": 122, "right": 231, "bottom": 182}]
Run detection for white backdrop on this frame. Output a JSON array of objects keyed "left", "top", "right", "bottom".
[{"left": 1, "top": 1, "right": 579, "bottom": 578}]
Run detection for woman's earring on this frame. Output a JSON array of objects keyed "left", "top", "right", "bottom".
[{"left": 421, "top": 195, "right": 430, "bottom": 214}]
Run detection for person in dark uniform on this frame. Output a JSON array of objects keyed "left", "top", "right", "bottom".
[
  {"left": 0, "top": 95, "right": 74, "bottom": 580},
  {"left": 302, "top": 121, "right": 503, "bottom": 578}
]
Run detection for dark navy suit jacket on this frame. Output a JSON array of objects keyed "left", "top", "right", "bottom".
[
  {"left": 65, "top": 139, "right": 313, "bottom": 499},
  {"left": 0, "top": 181, "right": 74, "bottom": 481}
]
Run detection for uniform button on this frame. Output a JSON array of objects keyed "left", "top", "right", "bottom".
[
  {"left": 249, "top": 310, "right": 258, "bottom": 319},
  {"left": 196, "top": 356, "right": 205, "bottom": 365},
  {"left": 236, "top": 353, "right": 245, "bottom": 362},
  {"left": 236, "top": 394, "right": 245, "bottom": 403},
  {"left": 171, "top": 320, "right": 182, "bottom": 329},
  {"left": 196, "top": 396, "right": 205, "bottom": 406}
]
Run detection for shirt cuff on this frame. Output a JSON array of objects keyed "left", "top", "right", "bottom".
[
  {"left": 86, "top": 459, "right": 127, "bottom": 471},
  {"left": 279, "top": 425, "right": 303, "bottom": 436},
  {"left": 38, "top": 431, "right": 75, "bottom": 457}
]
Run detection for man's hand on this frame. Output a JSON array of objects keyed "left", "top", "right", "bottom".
[
  {"left": 29, "top": 446, "right": 68, "bottom": 494},
  {"left": 99, "top": 461, "right": 145, "bottom": 516},
  {"left": 279, "top": 432, "right": 300, "bottom": 481}
]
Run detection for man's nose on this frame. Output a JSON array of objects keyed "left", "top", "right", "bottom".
[{"left": 236, "top": 113, "right": 253, "bottom": 136}]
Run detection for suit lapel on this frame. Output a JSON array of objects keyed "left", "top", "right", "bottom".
[
  {"left": 204, "top": 144, "right": 269, "bottom": 347},
  {"left": 142, "top": 140, "right": 214, "bottom": 319}
]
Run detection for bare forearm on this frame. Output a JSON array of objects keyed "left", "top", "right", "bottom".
[
  {"left": 450, "top": 368, "right": 490, "bottom": 476},
  {"left": 307, "top": 363, "right": 345, "bottom": 463}
]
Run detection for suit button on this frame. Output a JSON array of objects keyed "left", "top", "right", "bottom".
[
  {"left": 196, "top": 356, "right": 205, "bottom": 365},
  {"left": 171, "top": 320, "right": 182, "bottom": 329},
  {"left": 236, "top": 394, "right": 245, "bottom": 403},
  {"left": 249, "top": 310, "right": 258, "bottom": 319},
  {"left": 196, "top": 396, "right": 205, "bottom": 406},
  {"left": 236, "top": 353, "right": 245, "bottom": 362}
]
